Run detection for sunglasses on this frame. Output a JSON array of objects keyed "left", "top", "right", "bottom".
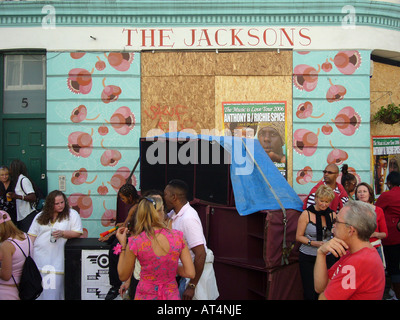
[
  {"left": 323, "top": 170, "right": 338, "bottom": 175},
  {"left": 143, "top": 197, "right": 157, "bottom": 209}
]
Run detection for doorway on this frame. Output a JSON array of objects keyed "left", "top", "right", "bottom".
[
  {"left": 1, "top": 52, "right": 47, "bottom": 195},
  {"left": 2, "top": 118, "right": 47, "bottom": 194}
]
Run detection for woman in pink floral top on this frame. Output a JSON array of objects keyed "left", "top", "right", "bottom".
[{"left": 116, "top": 195, "right": 195, "bottom": 300}]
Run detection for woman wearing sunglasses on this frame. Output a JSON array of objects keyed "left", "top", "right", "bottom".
[
  {"left": 116, "top": 196, "right": 195, "bottom": 300},
  {"left": 296, "top": 184, "right": 337, "bottom": 300}
]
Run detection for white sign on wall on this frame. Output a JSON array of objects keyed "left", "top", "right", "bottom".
[
  {"left": 81, "top": 250, "right": 111, "bottom": 300},
  {"left": 1, "top": 26, "right": 399, "bottom": 53}
]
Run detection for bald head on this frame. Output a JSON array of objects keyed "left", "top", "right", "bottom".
[{"left": 323, "top": 164, "right": 339, "bottom": 188}]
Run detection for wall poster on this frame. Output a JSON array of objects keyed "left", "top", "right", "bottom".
[
  {"left": 222, "top": 101, "right": 287, "bottom": 178},
  {"left": 372, "top": 136, "right": 400, "bottom": 197}
]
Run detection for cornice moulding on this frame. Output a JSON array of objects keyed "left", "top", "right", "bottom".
[{"left": 0, "top": 1, "right": 399, "bottom": 31}]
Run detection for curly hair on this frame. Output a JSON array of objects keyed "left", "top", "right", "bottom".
[{"left": 37, "top": 190, "right": 70, "bottom": 225}]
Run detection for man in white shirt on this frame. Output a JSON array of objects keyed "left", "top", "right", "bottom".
[{"left": 164, "top": 179, "right": 218, "bottom": 300}]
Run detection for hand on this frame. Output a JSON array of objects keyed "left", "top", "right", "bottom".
[
  {"left": 318, "top": 237, "right": 348, "bottom": 258},
  {"left": 182, "top": 286, "right": 195, "bottom": 300},
  {"left": 119, "top": 280, "right": 130, "bottom": 298},
  {"left": 98, "top": 233, "right": 112, "bottom": 242},
  {"left": 116, "top": 227, "right": 128, "bottom": 245},
  {"left": 267, "top": 152, "right": 285, "bottom": 163},
  {"left": 7, "top": 192, "right": 16, "bottom": 200},
  {"left": 52, "top": 229, "right": 64, "bottom": 239}
]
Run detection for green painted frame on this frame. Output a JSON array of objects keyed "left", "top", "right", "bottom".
[{"left": 0, "top": 1, "right": 399, "bottom": 31}]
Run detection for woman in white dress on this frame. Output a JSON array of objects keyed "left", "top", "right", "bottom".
[{"left": 28, "top": 190, "right": 82, "bottom": 300}]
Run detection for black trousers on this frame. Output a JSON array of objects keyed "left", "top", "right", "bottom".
[
  {"left": 108, "top": 236, "right": 121, "bottom": 288},
  {"left": 299, "top": 251, "right": 337, "bottom": 300},
  {"left": 108, "top": 235, "right": 139, "bottom": 299}
]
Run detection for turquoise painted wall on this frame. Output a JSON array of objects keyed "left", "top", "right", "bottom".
[
  {"left": 47, "top": 52, "right": 141, "bottom": 237},
  {"left": 292, "top": 50, "right": 371, "bottom": 195}
]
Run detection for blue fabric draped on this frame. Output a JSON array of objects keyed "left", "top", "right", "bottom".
[{"left": 148, "top": 132, "right": 303, "bottom": 216}]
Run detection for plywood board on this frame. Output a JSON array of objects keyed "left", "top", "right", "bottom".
[
  {"left": 141, "top": 76, "right": 215, "bottom": 135},
  {"left": 215, "top": 50, "right": 292, "bottom": 76},
  {"left": 370, "top": 62, "right": 400, "bottom": 137},
  {"left": 141, "top": 51, "right": 216, "bottom": 76}
]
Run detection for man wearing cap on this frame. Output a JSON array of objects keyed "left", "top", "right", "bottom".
[{"left": 256, "top": 122, "right": 286, "bottom": 163}]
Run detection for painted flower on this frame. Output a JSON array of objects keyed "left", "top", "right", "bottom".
[
  {"left": 293, "top": 64, "right": 320, "bottom": 92},
  {"left": 326, "top": 79, "right": 347, "bottom": 103},
  {"left": 333, "top": 51, "right": 361, "bottom": 75},
  {"left": 332, "top": 106, "right": 361, "bottom": 136}
]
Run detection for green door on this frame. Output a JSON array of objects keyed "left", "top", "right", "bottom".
[
  {"left": 2, "top": 118, "right": 47, "bottom": 195},
  {"left": 1, "top": 53, "right": 47, "bottom": 196}
]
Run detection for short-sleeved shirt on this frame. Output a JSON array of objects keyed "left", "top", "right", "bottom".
[
  {"left": 129, "top": 228, "right": 185, "bottom": 300},
  {"left": 15, "top": 174, "right": 35, "bottom": 221},
  {"left": 375, "top": 186, "right": 400, "bottom": 246},
  {"left": 168, "top": 202, "right": 207, "bottom": 261},
  {"left": 324, "top": 247, "right": 385, "bottom": 300},
  {"left": 370, "top": 206, "right": 388, "bottom": 247},
  {"left": 28, "top": 209, "right": 83, "bottom": 273}
]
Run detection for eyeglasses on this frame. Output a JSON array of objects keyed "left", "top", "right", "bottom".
[
  {"left": 143, "top": 197, "right": 157, "bottom": 209},
  {"left": 323, "top": 170, "right": 338, "bottom": 175},
  {"left": 332, "top": 218, "right": 352, "bottom": 227}
]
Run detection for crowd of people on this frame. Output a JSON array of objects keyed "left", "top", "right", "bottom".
[
  {"left": 1, "top": 157, "right": 400, "bottom": 301},
  {"left": 106, "top": 180, "right": 219, "bottom": 301},
  {"left": 0, "top": 165, "right": 219, "bottom": 301},
  {"left": 297, "top": 163, "right": 400, "bottom": 300}
]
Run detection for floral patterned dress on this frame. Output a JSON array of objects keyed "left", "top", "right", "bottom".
[{"left": 128, "top": 228, "right": 185, "bottom": 300}]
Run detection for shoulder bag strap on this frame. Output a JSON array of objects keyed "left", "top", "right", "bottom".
[
  {"left": 9, "top": 234, "right": 30, "bottom": 290},
  {"left": 20, "top": 178, "right": 34, "bottom": 210},
  {"left": 20, "top": 177, "right": 26, "bottom": 196}
]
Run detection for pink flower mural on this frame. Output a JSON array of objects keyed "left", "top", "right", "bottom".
[
  {"left": 293, "top": 64, "right": 320, "bottom": 92},
  {"left": 67, "top": 68, "right": 93, "bottom": 94}
]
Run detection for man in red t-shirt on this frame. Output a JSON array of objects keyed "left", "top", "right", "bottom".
[
  {"left": 314, "top": 201, "right": 385, "bottom": 300},
  {"left": 303, "top": 164, "right": 349, "bottom": 213}
]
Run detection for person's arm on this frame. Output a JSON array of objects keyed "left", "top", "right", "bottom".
[
  {"left": 178, "top": 242, "right": 195, "bottom": 279},
  {"left": 116, "top": 227, "right": 136, "bottom": 282},
  {"left": 182, "top": 244, "right": 206, "bottom": 300},
  {"left": 52, "top": 230, "right": 81, "bottom": 240},
  {"left": 314, "top": 237, "right": 348, "bottom": 294},
  {"left": 314, "top": 245, "right": 329, "bottom": 294},
  {"left": 370, "top": 231, "right": 387, "bottom": 240},
  {"left": 296, "top": 211, "right": 324, "bottom": 248},
  {"left": 318, "top": 292, "right": 328, "bottom": 300},
  {"left": 0, "top": 242, "right": 15, "bottom": 281},
  {"left": 123, "top": 203, "right": 138, "bottom": 227},
  {"left": 8, "top": 191, "right": 36, "bottom": 203},
  {"left": 12, "top": 177, "right": 36, "bottom": 203},
  {"left": 52, "top": 210, "right": 83, "bottom": 240},
  {"left": 295, "top": 211, "right": 308, "bottom": 244}
]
